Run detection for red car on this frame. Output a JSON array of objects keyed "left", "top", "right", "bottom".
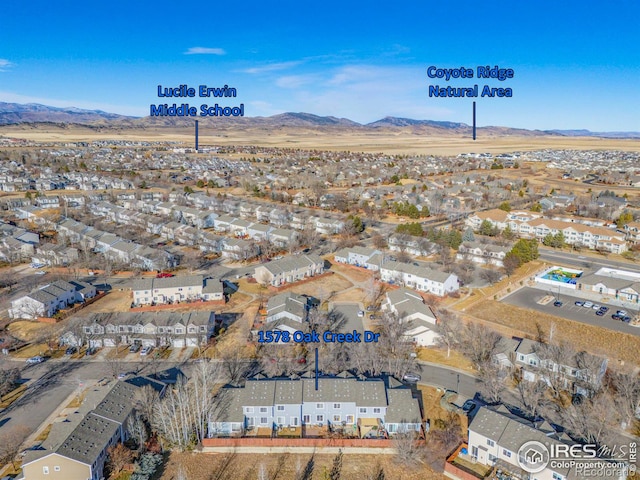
[{"left": 156, "top": 272, "right": 174, "bottom": 278}]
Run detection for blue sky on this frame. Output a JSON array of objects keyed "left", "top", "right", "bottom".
[{"left": 1, "top": 0, "right": 639, "bottom": 131}]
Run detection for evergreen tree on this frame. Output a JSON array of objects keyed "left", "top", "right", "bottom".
[{"left": 462, "top": 227, "right": 476, "bottom": 243}]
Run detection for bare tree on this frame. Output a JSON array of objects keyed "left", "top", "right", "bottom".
[
  {"left": 393, "top": 431, "right": 422, "bottom": 467},
  {"left": 477, "top": 360, "right": 507, "bottom": 403},
  {"left": 134, "top": 384, "right": 161, "bottom": 423},
  {"left": 458, "top": 322, "right": 503, "bottom": 368},
  {"left": 0, "top": 424, "right": 30, "bottom": 469},
  {"left": 295, "top": 454, "right": 315, "bottom": 480},
  {"left": 106, "top": 442, "right": 135, "bottom": 478},
  {"left": 127, "top": 411, "right": 148, "bottom": 452},
  {"left": 516, "top": 378, "right": 548, "bottom": 418},
  {"left": 609, "top": 369, "right": 640, "bottom": 429},
  {"left": 435, "top": 309, "right": 461, "bottom": 358}
]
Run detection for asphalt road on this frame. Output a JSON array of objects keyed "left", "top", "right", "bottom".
[
  {"left": 502, "top": 287, "right": 640, "bottom": 336},
  {"left": 0, "top": 360, "right": 180, "bottom": 436},
  {"left": 539, "top": 248, "right": 640, "bottom": 275}
]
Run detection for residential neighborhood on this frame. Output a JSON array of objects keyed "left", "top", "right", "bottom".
[{"left": 0, "top": 140, "right": 638, "bottom": 480}]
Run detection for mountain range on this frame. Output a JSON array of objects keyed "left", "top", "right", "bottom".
[{"left": 1, "top": 102, "right": 639, "bottom": 138}]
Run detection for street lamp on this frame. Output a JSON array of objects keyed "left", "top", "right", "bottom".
[{"left": 456, "top": 373, "right": 460, "bottom": 393}]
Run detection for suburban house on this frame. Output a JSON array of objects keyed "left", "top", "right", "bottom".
[
  {"left": 31, "top": 243, "right": 79, "bottom": 267},
  {"left": 456, "top": 241, "right": 511, "bottom": 267},
  {"left": 381, "top": 288, "right": 439, "bottom": 346},
  {"left": 8, "top": 280, "right": 96, "bottom": 319},
  {"left": 20, "top": 378, "right": 166, "bottom": 480},
  {"left": 388, "top": 234, "right": 435, "bottom": 257},
  {"left": 254, "top": 254, "right": 325, "bottom": 287},
  {"left": 264, "top": 292, "right": 315, "bottom": 335},
  {"left": 220, "top": 237, "right": 259, "bottom": 260},
  {"left": 456, "top": 405, "right": 628, "bottom": 480},
  {"left": 131, "top": 275, "right": 224, "bottom": 306},
  {"left": 493, "top": 337, "right": 608, "bottom": 396},
  {"left": 81, "top": 310, "right": 216, "bottom": 348},
  {"left": 379, "top": 260, "right": 459, "bottom": 297},
  {"left": 333, "top": 246, "right": 383, "bottom": 271},
  {"left": 208, "top": 373, "right": 422, "bottom": 439}
]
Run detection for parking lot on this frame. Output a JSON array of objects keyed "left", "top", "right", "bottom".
[{"left": 502, "top": 287, "right": 640, "bottom": 336}]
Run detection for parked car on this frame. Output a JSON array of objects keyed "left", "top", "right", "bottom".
[
  {"left": 86, "top": 347, "right": 97, "bottom": 356},
  {"left": 140, "top": 346, "right": 153, "bottom": 356},
  {"left": 129, "top": 344, "right": 141, "bottom": 353},
  {"left": 617, "top": 310, "right": 628, "bottom": 316},
  {"left": 462, "top": 399, "right": 477, "bottom": 414},
  {"left": 621, "top": 316, "right": 632, "bottom": 323},
  {"left": 402, "top": 373, "right": 421, "bottom": 383},
  {"left": 65, "top": 347, "right": 77, "bottom": 355},
  {"left": 117, "top": 372, "right": 131, "bottom": 380},
  {"left": 595, "top": 310, "right": 605, "bottom": 316},
  {"left": 26, "top": 355, "right": 44, "bottom": 365},
  {"left": 592, "top": 304, "right": 601, "bottom": 310},
  {"left": 583, "top": 301, "right": 593, "bottom": 308},
  {"left": 612, "top": 314, "right": 622, "bottom": 320},
  {"left": 357, "top": 310, "right": 364, "bottom": 317},
  {"left": 574, "top": 301, "right": 584, "bottom": 307},
  {"left": 34, "top": 271, "right": 47, "bottom": 276},
  {"left": 156, "top": 272, "right": 174, "bottom": 278},
  {"left": 599, "top": 306, "right": 609, "bottom": 313},
  {"left": 553, "top": 301, "right": 563, "bottom": 307}
]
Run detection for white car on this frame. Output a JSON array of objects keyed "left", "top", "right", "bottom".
[
  {"left": 583, "top": 301, "right": 593, "bottom": 308},
  {"left": 591, "top": 304, "right": 601, "bottom": 310},
  {"left": 357, "top": 310, "right": 364, "bottom": 317},
  {"left": 140, "top": 346, "right": 153, "bottom": 356},
  {"left": 35, "top": 271, "right": 47, "bottom": 276},
  {"left": 26, "top": 355, "right": 44, "bottom": 364}
]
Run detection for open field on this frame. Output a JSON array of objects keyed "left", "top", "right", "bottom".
[
  {"left": 465, "top": 300, "right": 640, "bottom": 367},
  {"left": 161, "top": 451, "right": 447, "bottom": 480},
  {"left": 7, "top": 320, "right": 57, "bottom": 342},
  {"left": 4, "top": 124, "right": 640, "bottom": 155}
]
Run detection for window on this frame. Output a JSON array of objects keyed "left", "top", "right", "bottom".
[
  {"left": 260, "top": 417, "right": 268, "bottom": 425},
  {"left": 259, "top": 407, "right": 268, "bottom": 413},
  {"left": 316, "top": 403, "right": 324, "bottom": 409},
  {"left": 43, "top": 467, "right": 49, "bottom": 474},
  {"left": 54, "top": 466, "right": 60, "bottom": 472},
  {"left": 359, "top": 407, "right": 367, "bottom": 414},
  {"left": 246, "top": 407, "right": 254, "bottom": 413},
  {"left": 277, "top": 405, "right": 285, "bottom": 411},
  {"left": 488, "top": 454, "right": 497, "bottom": 464},
  {"left": 487, "top": 439, "right": 495, "bottom": 447},
  {"left": 316, "top": 415, "right": 324, "bottom": 422},
  {"left": 333, "top": 415, "right": 341, "bottom": 422},
  {"left": 373, "top": 408, "right": 381, "bottom": 414},
  {"left": 175, "top": 328, "right": 184, "bottom": 334},
  {"left": 502, "top": 449, "right": 511, "bottom": 458},
  {"left": 346, "top": 415, "right": 354, "bottom": 423},
  {"left": 333, "top": 403, "right": 340, "bottom": 409},
  {"left": 277, "top": 417, "right": 285, "bottom": 425},
  {"left": 291, "top": 417, "right": 298, "bottom": 426}
]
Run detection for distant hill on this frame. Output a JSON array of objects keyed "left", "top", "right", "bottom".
[
  {"left": 545, "top": 129, "right": 640, "bottom": 139},
  {"left": 0, "top": 102, "right": 638, "bottom": 138},
  {"left": 366, "top": 116, "right": 467, "bottom": 129},
  {"left": 0, "top": 102, "right": 134, "bottom": 125}
]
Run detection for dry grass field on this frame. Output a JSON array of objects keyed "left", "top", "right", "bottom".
[
  {"left": 4, "top": 124, "right": 640, "bottom": 155},
  {"left": 466, "top": 300, "right": 640, "bottom": 367}
]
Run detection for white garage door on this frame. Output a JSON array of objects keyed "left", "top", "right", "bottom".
[{"left": 172, "top": 338, "right": 185, "bottom": 348}]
